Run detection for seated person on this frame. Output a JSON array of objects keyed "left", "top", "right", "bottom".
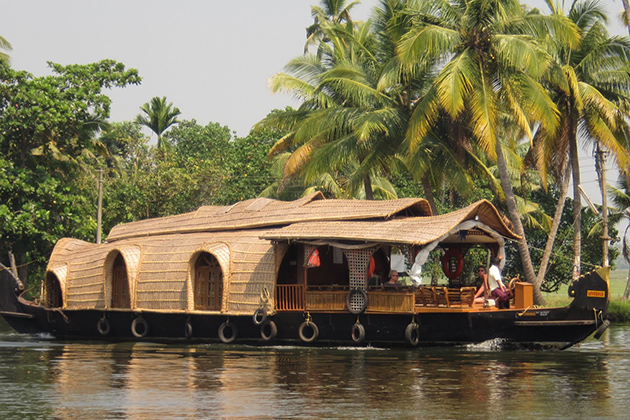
[
  {"left": 384, "top": 270, "right": 400, "bottom": 287},
  {"left": 488, "top": 256, "right": 510, "bottom": 309},
  {"left": 473, "top": 265, "right": 487, "bottom": 304}
]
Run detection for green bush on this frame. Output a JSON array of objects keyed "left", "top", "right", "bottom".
[{"left": 607, "top": 299, "right": 630, "bottom": 323}]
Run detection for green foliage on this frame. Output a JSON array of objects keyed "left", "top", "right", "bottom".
[
  {"left": 217, "top": 130, "right": 276, "bottom": 204},
  {"left": 0, "top": 34, "right": 11, "bottom": 62},
  {"left": 607, "top": 299, "right": 630, "bottom": 323},
  {"left": 503, "top": 186, "right": 619, "bottom": 293},
  {"left": 167, "top": 119, "right": 232, "bottom": 160},
  {"left": 0, "top": 60, "right": 141, "bottom": 281},
  {"left": 135, "top": 96, "right": 181, "bottom": 149}
]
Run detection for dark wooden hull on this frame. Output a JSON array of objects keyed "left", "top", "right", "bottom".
[
  {"left": 1, "top": 270, "right": 609, "bottom": 350},
  {"left": 0, "top": 302, "right": 603, "bottom": 350}
]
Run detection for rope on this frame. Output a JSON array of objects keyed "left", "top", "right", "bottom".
[{"left": 517, "top": 306, "right": 531, "bottom": 317}]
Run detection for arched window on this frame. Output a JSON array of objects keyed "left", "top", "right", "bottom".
[
  {"left": 45, "top": 272, "right": 63, "bottom": 308},
  {"left": 111, "top": 253, "right": 130, "bottom": 308},
  {"left": 194, "top": 253, "right": 223, "bottom": 311}
]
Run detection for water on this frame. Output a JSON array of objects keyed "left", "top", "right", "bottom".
[{"left": 1, "top": 318, "right": 630, "bottom": 420}]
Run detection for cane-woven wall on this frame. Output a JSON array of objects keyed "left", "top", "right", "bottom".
[{"left": 48, "top": 230, "right": 276, "bottom": 314}]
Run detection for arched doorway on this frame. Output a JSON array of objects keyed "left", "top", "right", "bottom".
[
  {"left": 194, "top": 252, "right": 223, "bottom": 311},
  {"left": 111, "top": 253, "right": 131, "bottom": 308},
  {"left": 45, "top": 272, "right": 63, "bottom": 308}
]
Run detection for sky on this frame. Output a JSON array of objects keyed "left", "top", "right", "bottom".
[{"left": 1, "top": 0, "right": 628, "bottom": 204}]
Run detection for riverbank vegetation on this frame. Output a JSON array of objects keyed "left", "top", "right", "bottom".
[{"left": 1, "top": 0, "right": 630, "bottom": 306}]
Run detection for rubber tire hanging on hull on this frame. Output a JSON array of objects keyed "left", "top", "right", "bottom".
[
  {"left": 351, "top": 323, "right": 365, "bottom": 343},
  {"left": 298, "top": 321, "right": 319, "bottom": 343},
  {"left": 185, "top": 319, "right": 193, "bottom": 339},
  {"left": 97, "top": 317, "right": 110, "bottom": 336},
  {"left": 346, "top": 288, "right": 368, "bottom": 314},
  {"left": 253, "top": 307, "right": 267, "bottom": 326},
  {"left": 260, "top": 319, "right": 277, "bottom": 341},
  {"left": 131, "top": 317, "right": 149, "bottom": 338},
  {"left": 218, "top": 321, "right": 237, "bottom": 343},
  {"left": 405, "top": 322, "right": 420, "bottom": 346}
]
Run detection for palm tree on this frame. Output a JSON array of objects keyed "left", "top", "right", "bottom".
[
  {"left": 305, "top": 0, "right": 359, "bottom": 53},
  {"left": 610, "top": 178, "right": 630, "bottom": 299},
  {"left": 537, "top": 0, "right": 630, "bottom": 280},
  {"left": 260, "top": 6, "right": 405, "bottom": 200},
  {"left": 397, "top": 0, "right": 578, "bottom": 303},
  {"left": 0, "top": 34, "right": 11, "bottom": 62},
  {"left": 621, "top": 0, "right": 630, "bottom": 35},
  {"left": 261, "top": 0, "right": 491, "bottom": 206},
  {"left": 135, "top": 97, "right": 181, "bottom": 149}
]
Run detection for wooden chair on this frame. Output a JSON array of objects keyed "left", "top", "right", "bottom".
[
  {"left": 446, "top": 288, "right": 462, "bottom": 306},
  {"left": 460, "top": 287, "right": 476, "bottom": 307},
  {"left": 416, "top": 287, "right": 436, "bottom": 306},
  {"left": 433, "top": 286, "right": 450, "bottom": 307}
]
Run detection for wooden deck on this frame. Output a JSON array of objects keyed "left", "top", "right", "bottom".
[{"left": 275, "top": 285, "right": 491, "bottom": 314}]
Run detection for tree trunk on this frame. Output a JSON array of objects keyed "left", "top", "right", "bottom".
[
  {"left": 623, "top": 266, "right": 630, "bottom": 300},
  {"left": 421, "top": 175, "right": 438, "bottom": 215},
  {"left": 536, "top": 164, "right": 572, "bottom": 286},
  {"left": 595, "top": 147, "right": 609, "bottom": 267},
  {"left": 496, "top": 140, "right": 546, "bottom": 305},
  {"left": 364, "top": 175, "right": 374, "bottom": 200},
  {"left": 568, "top": 120, "right": 582, "bottom": 279}
]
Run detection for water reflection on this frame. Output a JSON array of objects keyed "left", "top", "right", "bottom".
[{"left": 1, "top": 320, "right": 630, "bottom": 419}]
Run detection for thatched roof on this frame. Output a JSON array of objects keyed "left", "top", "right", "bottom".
[
  {"left": 107, "top": 192, "right": 432, "bottom": 242},
  {"left": 260, "top": 200, "right": 521, "bottom": 245},
  {"left": 47, "top": 196, "right": 515, "bottom": 314}
]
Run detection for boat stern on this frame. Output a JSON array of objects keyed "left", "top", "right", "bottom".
[{"left": 568, "top": 267, "right": 610, "bottom": 314}]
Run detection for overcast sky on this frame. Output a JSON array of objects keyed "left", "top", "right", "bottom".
[{"left": 2, "top": 0, "right": 628, "bottom": 202}]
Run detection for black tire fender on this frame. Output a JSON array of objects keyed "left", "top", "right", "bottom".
[
  {"left": 346, "top": 288, "right": 368, "bottom": 314},
  {"left": 594, "top": 319, "right": 610, "bottom": 340},
  {"left": 253, "top": 307, "right": 267, "bottom": 326},
  {"left": 351, "top": 322, "right": 365, "bottom": 343},
  {"left": 131, "top": 317, "right": 149, "bottom": 338},
  {"left": 260, "top": 319, "right": 278, "bottom": 341},
  {"left": 218, "top": 321, "right": 237, "bottom": 343},
  {"left": 405, "top": 322, "right": 420, "bottom": 346},
  {"left": 97, "top": 317, "right": 110, "bottom": 336},
  {"left": 298, "top": 321, "right": 319, "bottom": 343},
  {"left": 185, "top": 319, "right": 193, "bottom": 339}
]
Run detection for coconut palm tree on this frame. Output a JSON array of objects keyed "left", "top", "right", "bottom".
[
  {"left": 135, "top": 97, "right": 181, "bottom": 150},
  {"left": 536, "top": 0, "right": 630, "bottom": 280},
  {"left": 261, "top": 4, "right": 409, "bottom": 200},
  {"left": 397, "top": 0, "right": 579, "bottom": 302},
  {"left": 0, "top": 35, "right": 11, "bottom": 62},
  {"left": 305, "top": 0, "right": 360, "bottom": 53},
  {"left": 610, "top": 177, "right": 630, "bottom": 299},
  {"left": 621, "top": 0, "right": 630, "bottom": 35},
  {"left": 261, "top": 0, "right": 492, "bottom": 205}
]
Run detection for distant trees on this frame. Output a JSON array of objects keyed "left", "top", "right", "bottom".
[{"left": 0, "top": 60, "right": 141, "bottom": 282}]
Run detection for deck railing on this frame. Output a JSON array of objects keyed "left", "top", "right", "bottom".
[
  {"left": 275, "top": 285, "right": 305, "bottom": 311},
  {"left": 276, "top": 284, "right": 477, "bottom": 313}
]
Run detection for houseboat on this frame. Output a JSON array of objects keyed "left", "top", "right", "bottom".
[{"left": 0, "top": 193, "right": 610, "bottom": 349}]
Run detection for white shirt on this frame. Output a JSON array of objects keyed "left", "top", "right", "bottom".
[{"left": 487, "top": 264, "right": 503, "bottom": 291}]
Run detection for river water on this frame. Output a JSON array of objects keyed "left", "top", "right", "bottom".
[{"left": 1, "top": 318, "right": 630, "bottom": 420}]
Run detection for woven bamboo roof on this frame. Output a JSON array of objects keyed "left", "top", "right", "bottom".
[
  {"left": 260, "top": 200, "right": 521, "bottom": 245},
  {"left": 107, "top": 192, "right": 432, "bottom": 242}
]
